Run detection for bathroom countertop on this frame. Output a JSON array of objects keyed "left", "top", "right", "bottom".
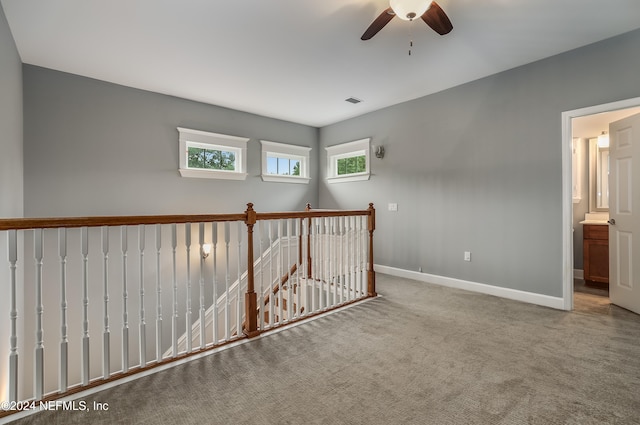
[{"left": 579, "top": 220, "right": 609, "bottom": 225}]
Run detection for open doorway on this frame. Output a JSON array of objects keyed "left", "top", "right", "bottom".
[{"left": 562, "top": 97, "right": 640, "bottom": 311}]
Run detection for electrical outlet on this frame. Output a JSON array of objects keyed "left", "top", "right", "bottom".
[
  {"left": 388, "top": 203, "right": 398, "bottom": 212},
  {"left": 464, "top": 251, "right": 471, "bottom": 262}
]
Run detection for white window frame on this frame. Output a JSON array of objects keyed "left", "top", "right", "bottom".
[
  {"left": 178, "top": 127, "right": 249, "bottom": 180},
  {"left": 260, "top": 140, "right": 311, "bottom": 184},
  {"left": 325, "top": 138, "right": 371, "bottom": 183}
]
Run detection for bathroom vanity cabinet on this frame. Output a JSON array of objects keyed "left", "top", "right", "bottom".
[{"left": 583, "top": 223, "right": 609, "bottom": 288}]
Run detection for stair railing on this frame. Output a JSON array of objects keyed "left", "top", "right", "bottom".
[{"left": 0, "top": 203, "right": 375, "bottom": 417}]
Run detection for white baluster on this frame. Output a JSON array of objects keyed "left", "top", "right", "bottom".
[
  {"left": 224, "top": 222, "right": 231, "bottom": 341},
  {"left": 302, "top": 219, "right": 313, "bottom": 314},
  {"left": 295, "top": 219, "right": 301, "bottom": 318},
  {"left": 360, "top": 215, "right": 367, "bottom": 297},
  {"left": 327, "top": 217, "right": 333, "bottom": 308},
  {"left": 102, "top": 227, "right": 110, "bottom": 378},
  {"left": 34, "top": 228, "right": 44, "bottom": 400},
  {"left": 277, "top": 220, "right": 283, "bottom": 324},
  {"left": 257, "top": 220, "right": 264, "bottom": 330},
  {"left": 311, "top": 218, "right": 317, "bottom": 312},
  {"left": 300, "top": 218, "right": 308, "bottom": 318},
  {"left": 236, "top": 222, "right": 242, "bottom": 335},
  {"left": 338, "top": 217, "right": 342, "bottom": 304},
  {"left": 340, "top": 218, "right": 345, "bottom": 301},
  {"left": 319, "top": 217, "right": 325, "bottom": 310},
  {"left": 348, "top": 216, "right": 355, "bottom": 301},
  {"left": 325, "top": 217, "right": 331, "bottom": 308},
  {"left": 155, "top": 224, "right": 162, "bottom": 362},
  {"left": 344, "top": 217, "right": 350, "bottom": 300},
  {"left": 342, "top": 217, "right": 348, "bottom": 302},
  {"left": 337, "top": 217, "right": 343, "bottom": 305},
  {"left": 330, "top": 217, "right": 335, "bottom": 306},
  {"left": 325, "top": 218, "right": 331, "bottom": 308},
  {"left": 81, "top": 227, "right": 90, "bottom": 385},
  {"left": 138, "top": 225, "right": 146, "bottom": 366},
  {"left": 171, "top": 224, "right": 178, "bottom": 357},
  {"left": 185, "top": 223, "right": 192, "bottom": 353},
  {"left": 310, "top": 217, "right": 317, "bottom": 313},
  {"left": 353, "top": 216, "right": 358, "bottom": 298},
  {"left": 344, "top": 217, "right": 353, "bottom": 301},
  {"left": 324, "top": 218, "right": 329, "bottom": 308},
  {"left": 349, "top": 216, "right": 358, "bottom": 299},
  {"left": 198, "top": 223, "right": 206, "bottom": 350},
  {"left": 319, "top": 218, "right": 326, "bottom": 311},
  {"left": 59, "top": 228, "right": 68, "bottom": 392},
  {"left": 211, "top": 222, "right": 218, "bottom": 344},
  {"left": 267, "top": 221, "right": 274, "bottom": 327},
  {"left": 8, "top": 229, "right": 18, "bottom": 402},
  {"left": 121, "top": 226, "right": 129, "bottom": 372},
  {"left": 287, "top": 219, "right": 293, "bottom": 320},
  {"left": 320, "top": 218, "right": 325, "bottom": 309},
  {"left": 359, "top": 215, "right": 364, "bottom": 297},
  {"left": 338, "top": 217, "right": 347, "bottom": 302}
]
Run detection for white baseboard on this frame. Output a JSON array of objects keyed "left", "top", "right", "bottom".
[
  {"left": 573, "top": 269, "right": 584, "bottom": 280},
  {"left": 374, "top": 265, "right": 565, "bottom": 310}
]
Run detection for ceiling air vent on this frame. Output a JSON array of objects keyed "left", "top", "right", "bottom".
[{"left": 345, "top": 97, "right": 362, "bottom": 104}]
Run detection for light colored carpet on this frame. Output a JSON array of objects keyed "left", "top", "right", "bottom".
[
  {"left": 8, "top": 274, "right": 640, "bottom": 424},
  {"left": 574, "top": 279, "right": 612, "bottom": 316}
]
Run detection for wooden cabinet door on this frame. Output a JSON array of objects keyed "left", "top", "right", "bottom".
[{"left": 584, "top": 238, "right": 609, "bottom": 284}]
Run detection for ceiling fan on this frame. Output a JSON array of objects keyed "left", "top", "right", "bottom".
[{"left": 361, "top": 0, "right": 453, "bottom": 41}]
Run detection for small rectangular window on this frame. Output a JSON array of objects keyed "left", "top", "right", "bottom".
[
  {"left": 261, "top": 140, "right": 311, "bottom": 184},
  {"left": 326, "top": 138, "right": 371, "bottom": 183},
  {"left": 178, "top": 128, "right": 249, "bottom": 180},
  {"left": 188, "top": 145, "right": 236, "bottom": 171},
  {"left": 337, "top": 154, "right": 366, "bottom": 175},
  {"left": 267, "top": 155, "right": 301, "bottom": 176}
]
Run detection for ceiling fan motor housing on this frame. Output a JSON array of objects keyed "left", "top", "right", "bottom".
[{"left": 390, "top": 0, "right": 432, "bottom": 21}]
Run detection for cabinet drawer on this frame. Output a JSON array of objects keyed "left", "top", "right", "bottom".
[{"left": 584, "top": 224, "right": 608, "bottom": 240}]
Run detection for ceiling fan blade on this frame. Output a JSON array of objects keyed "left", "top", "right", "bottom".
[
  {"left": 361, "top": 7, "right": 396, "bottom": 40},
  {"left": 421, "top": 1, "right": 453, "bottom": 35}
]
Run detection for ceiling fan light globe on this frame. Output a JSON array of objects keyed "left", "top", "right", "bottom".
[{"left": 389, "top": 0, "right": 431, "bottom": 21}]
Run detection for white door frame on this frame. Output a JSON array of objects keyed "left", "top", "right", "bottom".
[{"left": 561, "top": 96, "right": 640, "bottom": 311}]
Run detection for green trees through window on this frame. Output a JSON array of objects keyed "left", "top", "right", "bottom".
[
  {"left": 188, "top": 147, "right": 235, "bottom": 171},
  {"left": 337, "top": 155, "right": 366, "bottom": 175}
]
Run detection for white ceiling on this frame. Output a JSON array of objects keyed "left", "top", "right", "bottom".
[{"left": 3, "top": 0, "right": 640, "bottom": 127}]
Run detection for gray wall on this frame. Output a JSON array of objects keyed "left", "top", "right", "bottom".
[
  {"left": 23, "top": 65, "right": 319, "bottom": 217},
  {"left": 0, "top": 4, "right": 22, "bottom": 218},
  {"left": 319, "top": 29, "right": 640, "bottom": 298},
  {"left": 0, "top": 4, "right": 23, "bottom": 403}
]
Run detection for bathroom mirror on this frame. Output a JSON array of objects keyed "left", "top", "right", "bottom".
[{"left": 588, "top": 137, "right": 609, "bottom": 212}]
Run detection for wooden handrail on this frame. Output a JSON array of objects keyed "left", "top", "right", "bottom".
[
  {"left": 0, "top": 213, "right": 248, "bottom": 231},
  {"left": 0, "top": 209, "right": 373, "bottom": 231},
  {"left": 255, "top": 209, "right": 372, "bottom": 221}
]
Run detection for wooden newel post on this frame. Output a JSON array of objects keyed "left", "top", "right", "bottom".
[
  {"left": 367, "top": 203, "right": 377, "bottom": 297},
  {"left": 243, "top": 203, "right": 260, "bottom": 338}
]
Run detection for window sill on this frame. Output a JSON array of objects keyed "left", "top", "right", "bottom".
[
  {"left": 179, "top": 168, "right": 247, "bottom": 181},
  {"left": 327, "top": 173, "right": 370, "bottom": 184},
  {"left": 261, "top": 175, "right": 311, "bottom": 184}
]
